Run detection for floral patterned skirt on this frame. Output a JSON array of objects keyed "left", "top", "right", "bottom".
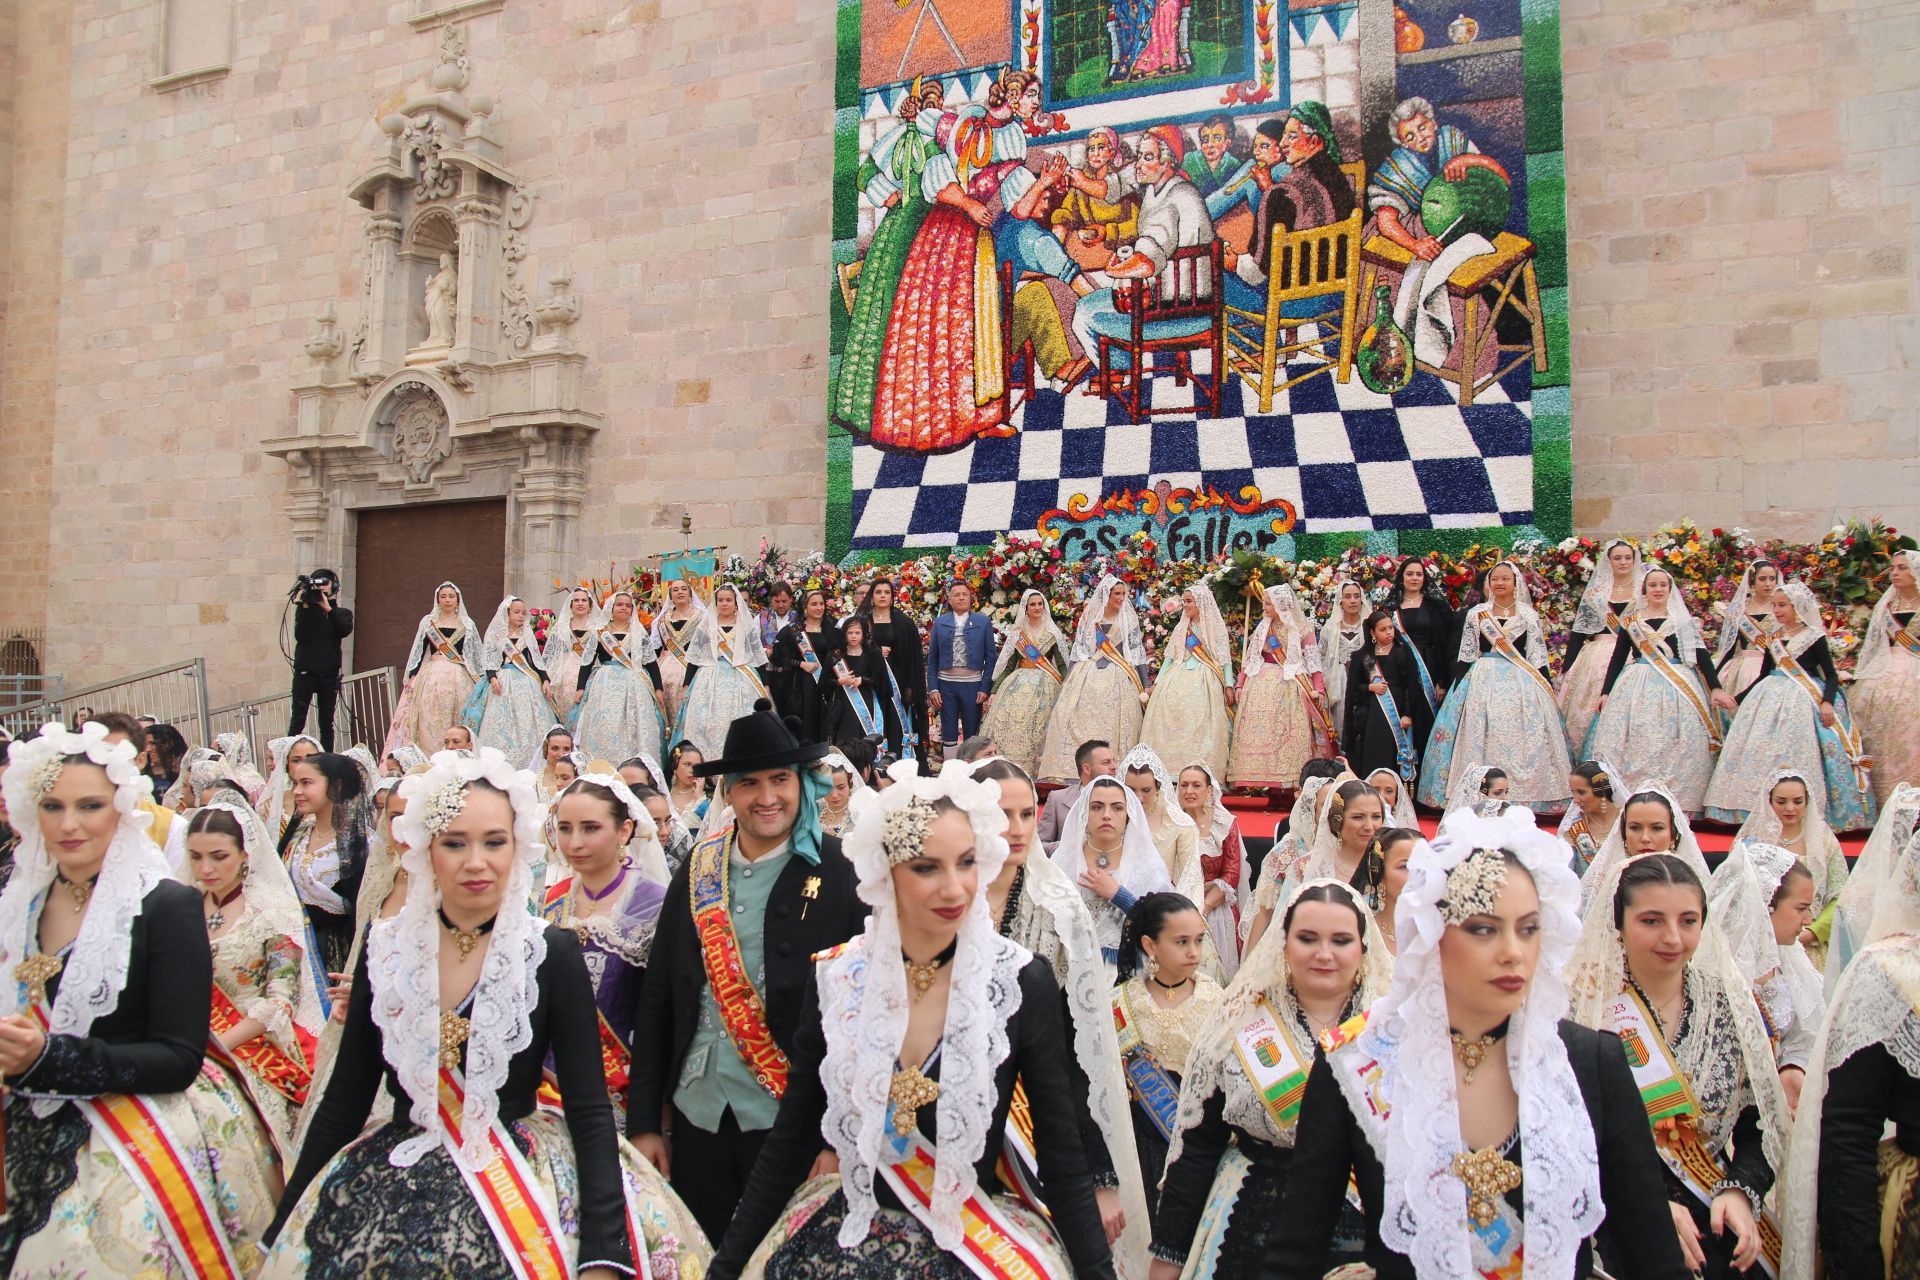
[
  {"left": 1702, "top": 673, "right": 1877, "bottom": 831},
  {"left": 1582, "top": 661, "right": 1718, "bottom": 817},
  {"left": 1853, "top": 646, "right": 1920, "bottom": 805},
  {"left": 575, "top": 662, "right": 667, "bottom": 768},
  {"left": 675, "top": 663, "right": 767, "bottom": 761},
  {"left": 395, "top": 654, "right": 475, "bottom": 753},
  {"left": 1143, "top": 663, "right": 1233, "bottom": 783},
  {"left": 1038, "top": 661, "right": 1144, "bottom": 783},
  {"left": 0, "top": 1060, "right": 280, "bottom": 1278},
  {"left": 1417, "top": 658, "right": 1571, "bottom": 814},
  {"left": 743, "top": 1176, "right": 1072, "bottom": 1279},
  {"left": 263, "top": 1111, "right": 709, "bottom": 1280},
  {"left": 1227, "top": 670, "right": 1321, "bottom": 790},
  {"left": 1556, "top": 631, "right": 1617, "bottom": 755},
  {"left": 981, "top": 668, "right": 1062, "bottom": 779}
]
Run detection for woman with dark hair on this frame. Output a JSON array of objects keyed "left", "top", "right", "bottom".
[
  {"left": 767, "top": 587, "right": 841, "bottom": 744},
  {"left": 665, "top": 740, "right": 711, "bottom": 835},
  {"left": 860, "top": 579, "right": 926, "bottom": 766},
  {"left": 1559, "top": 758, "right": 1619, "bottom": 875},
  {"left": 1152, "top": 879, "right": 1389, "bottom": 1277},
  {"left": 1264, "top": 808, "right": 1688, "bottom": 1279},
  {"left": 1113, "top": 892, "right": 1221, "bottom": 1234},
  {"left": 824, "top": 614, "right": 902, "bottom": 751},
  {"left": 1386, "top": 557, "right": 1455, "bottom": 747},
  {"left": 1568, "top": 849, "right": 1788, "bottom": 1278},
  {"left": 276, "top": 750, "right": 372, "bottom": 979},
  {"left": 142, "top": 722, "right": 189, "bottom": 793},
  {"left": 1342, "top": 609, "right": 1420, "bottom": 783}
]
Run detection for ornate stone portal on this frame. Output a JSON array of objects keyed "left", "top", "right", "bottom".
[{"left": 267, "top": 23, "right": 597, "bottom": 601}]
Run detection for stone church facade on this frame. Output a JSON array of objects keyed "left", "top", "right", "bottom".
[{"left": 0, "top": 0, "right": 1915, "bottom": 701}]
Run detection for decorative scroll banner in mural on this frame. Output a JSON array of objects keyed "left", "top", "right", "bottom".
[
  {"left": 1037, "top": 480, "right": 1297, "bottom": 559},
  {"left": 827, "top": 0, "right": 1572, "bottom": 562}
]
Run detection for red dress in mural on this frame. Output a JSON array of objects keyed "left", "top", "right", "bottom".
[{"left": 869, "top": 106, "right": 1030, "bottom": 453}]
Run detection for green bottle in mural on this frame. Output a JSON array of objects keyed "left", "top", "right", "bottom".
[{"left": 1355, "top": 284, "right": 1415, "bottom": 396}]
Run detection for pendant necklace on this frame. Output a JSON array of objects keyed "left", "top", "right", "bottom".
[
  {"left": 439, "top": 908, "right": 497, "bottom": 960},
  {"left": 205, "top": 884, "right": 246, "bottom": 933}
]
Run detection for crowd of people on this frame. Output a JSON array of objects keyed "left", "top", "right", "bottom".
[{"left": 0, "top": 544, "right": 1916, "bottom": 1278}]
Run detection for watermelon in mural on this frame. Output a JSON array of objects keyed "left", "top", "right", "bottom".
[{"left": 827, "top": 0, "right": 1570, "bottom": 561}]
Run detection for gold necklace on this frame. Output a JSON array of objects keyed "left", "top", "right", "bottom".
[
  {"left": 1450, "top": 1029, "right": 1501, "bottom": 1083},
  {"left": 57, "top": 875, "right": 93, "bottom": 914},
  {"left": 439, "top": 908, "right": 495, "bottom": 960},
  {"left": 903, "top": 948, "right": 953, "bottom": 1000}
]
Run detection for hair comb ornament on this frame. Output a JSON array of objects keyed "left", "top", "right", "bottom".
[
  {"left": 883, "top": 796, "right": 938, "bottom": 866},
  {"left": 1439, "top": 849, "right": 1508, "bottom": 926}
]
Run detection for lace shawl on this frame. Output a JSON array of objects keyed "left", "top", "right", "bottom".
[
  {"left": 1332, "top": 809, "right": 1600, "bottom": 1280},
  {"left": 1732, "top": 768, "right": 1850, "bottom": 915},
  {"left": 1458, "top": 602, "right": 1548, "bottom": 668},
  {"left": 1067, "top": 575, "right": 1147, "bottom": 666},
  {"left": 1853, "top": 549, "right": 1920, "bottom": 682},
  {"left": 686, "top": 592, "right": 765, "bottom": 669},
  {"left": 1168, "top": 877, "right": 1391, "bottom": 1166},
  {"left": 595, "top": 591, "right": 662, "bottom": 665},
  {"left": 261, "top": 733, "right": 321, "bottom": 839},
  {"left": 0, "top": 724, "right": 173, "bottom": 1116},
  {"left": 542, "top": 591, "right": 607, "bottom": 671},
  {"left": 375, "top": 748, "right": 549, "bottom": 1172},
  {"left": 989, "top": 590, "right": 1071, "bottom": 682},
  {"left": 1051, "top": 777, "right": 1176, "bottom": 960},
  {"left": 648, "top": 596, "right": 708, "bottom": 657},
  {"left": 1161, "top": 587, "right": 1234, "bottom": 685},
  {"left": 1569, "top": 539, "right": 1644, "bottom": 637},
  {"left": 1365, "top": 768, "right": 1419, "bottom": 828},
  {"left": 1243, "top": 585, "right": 1320, "bottom": 678},
  {"left": 402, "top": 582, "right": 484, "bottom": 680}
]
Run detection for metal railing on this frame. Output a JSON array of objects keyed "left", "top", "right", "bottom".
[
  {"left": 208, "top": 667, "right": 399, "bottom": 763},
  {"left": 0, "top": 673, "right": 63, "bottom": 712},
  {"left": 0, "top": 659, "right": 211, "bottom": 743}
]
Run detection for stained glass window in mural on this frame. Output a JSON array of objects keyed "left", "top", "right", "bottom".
[{"left": 1046, "top": 0, "right": 1249, "bottom": 103}]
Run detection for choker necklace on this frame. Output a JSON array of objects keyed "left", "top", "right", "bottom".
[
  {"left": 1149, "top": 973, "right": 1191, "bottom": 992},
  {"left": 438, "top": 909, "right": 497, "bottom": 960},
  {"left": 205, "top": 883, "right": 246, "bottom": 932},
  {"left": 903, "top": 939, "right": 959, "bottom": 1000},
  {"left": 581, "top": 865, "right": 629, "bottom": 903},
  {"left": 56, "top": 874, "right": 95, "bottom": 915},
  {"left": 1449, "top": 1020, "right": 1510, "bottom": 1084}
]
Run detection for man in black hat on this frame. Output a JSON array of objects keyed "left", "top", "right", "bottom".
[{"left": 627, "top": 698, "right": 866, "bottom": 1240}]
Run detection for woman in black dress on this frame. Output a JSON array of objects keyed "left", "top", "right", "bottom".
[
  {"left": 824, "top": 615, "right": 902, "bottom": 751},
  {"left": 1386, "top": 557, "right": 1455, "bottom": 751},
  {"left": 1342, "top": 609, "right": 1420, "bottom": 783},
  {"left": 275, "top": 750, "right": 370, "bottom": 978},
  {"left": 263, "top": 746, "right": 707, "bottom": 1278},
  {"left": 767, "top": 587, "right": 841, "bottom": 743},
  {"left": 861, "top": 579, "right": 927, "bottom": 766},
  {"left": 1263, "top": 807, "right": 1690, "bottom": 1279},
  {"left": 708, "top": 762, "right": 1117, "bottom": 1278}
]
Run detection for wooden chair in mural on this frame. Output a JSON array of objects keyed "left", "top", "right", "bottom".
[
  {"left": 1097, "top": 240, "right": 1226, "bottom": 424},
  {"left": 998, "top": 260, "right": 1037, "bottom": 427},
  {"left": 1223, "top": 160, "right": 1367, "bottom": 413}
]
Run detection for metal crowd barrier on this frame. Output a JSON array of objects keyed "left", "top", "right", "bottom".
[
  {"left": 208, "top": 667, "right": 398, "bottom": 764},
  {"left": 0, "top": 659, "right": 211, "bottom": 743}
]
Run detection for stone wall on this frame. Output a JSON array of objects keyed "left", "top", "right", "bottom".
[
  {"left": 0, "top": 0, "right": 1914, "bottom": 703},
  {"left": 1562, "top": 0, "right": 1919, "bottom": 535}
]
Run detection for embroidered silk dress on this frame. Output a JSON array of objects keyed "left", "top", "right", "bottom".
[{"left": 1417, "top": 603, "right": 1571, "bottom": 814}]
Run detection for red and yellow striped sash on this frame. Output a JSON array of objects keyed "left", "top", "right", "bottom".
[
  {"left": 435, "top": 1067, "right": 572, "bottom": 1280},
  {"left": 207, "top": 983, "right": 311, "bottom": 1106},
  {"left": 885, "top": 1113, "right": 1061, "bottom": 1280},
  {"left": 688, "top": 832, "right": 789, "bottom": 1098}
]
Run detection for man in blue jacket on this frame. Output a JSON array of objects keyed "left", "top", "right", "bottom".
[{"left": 926, "top": 580, "right": 999, "bottom": 754}]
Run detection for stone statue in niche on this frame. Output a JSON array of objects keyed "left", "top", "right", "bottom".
[{"left": 423, "top": 252, "right": 458, "bottom": 349}]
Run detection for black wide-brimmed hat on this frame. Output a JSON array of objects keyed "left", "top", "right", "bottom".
[{"left": 690, "top": 699, "right": 829, "bottom": 778}]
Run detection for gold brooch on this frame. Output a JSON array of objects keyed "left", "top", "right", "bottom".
[
  {"left": 439, "top": 1010, "right": 471, "bottom": 1070},
  {"left": 1451, "top": 1144, "right": 1522, "bottom": 1228},
  {"left": 888, "top": 1064, "right": 941, "bottom": 1136}
]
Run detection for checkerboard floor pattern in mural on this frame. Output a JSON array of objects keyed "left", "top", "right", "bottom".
[{"left": 848, "top": 355, "right": 1537, "bottom": 549}]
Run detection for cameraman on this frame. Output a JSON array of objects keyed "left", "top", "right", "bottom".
[{"left": 288, "top": 568, "right": 354, "bottom": 750}]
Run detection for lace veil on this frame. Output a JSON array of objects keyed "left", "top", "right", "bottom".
[
  {"left": 261, "top": 733, "right": 321, "bottom": 838},
  {"left": 557, "top": 771, "right": 671, "bottom": 896},
  {"left": 648, "top": 586, "right": 707, "bottom": 655},
  {"left": 1630, "top": 566, "right": 1704, "bottom": 656},
  {"left": 1569, "top": 539, "right": 1643, "bottom": 637},
  {"left": 1732, "top": 767, "right": 1849, "bottom": 915},
  {"left": 213, "top": 731, "right": 268, "bottom": 805},
  {"left": 1448, "top": 763, "right": 1503, "bottom": 816},
  {"left": 1167, "top": 876, "right": 1391, "bottom": 1172},
  {"left": 1164, "top": 587, "right": 1234, "bottom": 683},
  {"left": 690, "top": 586, "right": 765, "bottom": 668},
  {"left": 1244, "top": 585, "right": 1319, "bottom": 676},
  {"left": 1853, "top": 548, "right": 1920, "bottom": 682},
  {"left": 0, "top": 723, "right": 172, "bottom": 1116},
  {"left": 1335, "top": 808, "right": 1600, "bottom": 1279},
  {"left": 1457, "top": 560, "right": 1547, "bottom": 666},
  {"left": 1577, "top": 782, "right": 1710, "bottom": 915},
  {"left": 1365, "top": 767, "right": 1418, "bottom": 827},
  {"left": 989, "top": 590, "right": 1070, "bottom": 682},
  {"left": 542, "top": 588, "right": 606, "bottom": 671},
  {"left": 403, "top": 581, "right": 484, "bottom": 679},
  {"left": 481, "top": 596, "right": 537, "bottom": 674},
  {"left": 1318, "top": 577, "right": 1370, "bottom": 665},
  {"left": 819, "top": 761, "right": 1029, "bottom": 1251},
  {"left": 1051, "top": 775, "right": 1176, "bottom": 904},
  {"left": 376, "top": 747, "right": 549, "bottom": 1172},
  {"left": 1067, "top": 575, "right": 1146, "bottom": 666},
  {"left": 597, "top": 590, "right": 661, "bottom": 664},
  {"left": 1706, "top": 841, "right": 1806, "bottom": 1041},
  {"left": 1713, "top": 559, "right": 1780, "bottom": 666}
]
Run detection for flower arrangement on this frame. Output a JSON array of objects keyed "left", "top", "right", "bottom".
[
  {"left": 528, "top": 607, "right": 556, "bottom": 649},
  {"left": 573, "top": 520, "right": 1913, "bottom": 676}
]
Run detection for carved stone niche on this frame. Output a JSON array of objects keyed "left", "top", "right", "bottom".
[{"left": 269, "top": 23, "right": 600, "bottom": 603}]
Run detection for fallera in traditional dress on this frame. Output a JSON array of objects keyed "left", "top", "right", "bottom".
[
  {"left": 981, "top": 628, "right": 1069, "bottom": 779},
  {"left": 1849, "top": 586, "right": 1920, "bottom": 805},
  {"left": 1038, "top": 623, "right": 1146, "bottom": 783},
  {"left": 0, "top": 884, "right": 282, "bottom": 1279},
  {"left": 1703, "top": 628, "right": 1877, "bottom": 832},
  {"left": 467, "top": 636, "right": 553, "bottom": 770},
  {"left": 1715, "top": 612, "right": 1777, "bottom": 699},
  {"left": 1319, "top": 617, "right": 1366, "bottom": 742},
  {"left": 1417, "top": 603, "right": 1571, "bottom": 814},
  {"left": 1228, "top": 620, "right": 1328, "bottom": 790},
  {"left": 1581, "top": 613, "right": 1725, "bottom": 818},
  {"left": 1558, "top": 600, "right": 1633, "bottom": 753},
  {"left": 392, "top": 628, "right": 479, "bottom": 752},
  {"left": 653, "top": 612, "right": 705, "bottom": 728},
  {"left": 1113, "top": 972, "right": 1222, "bottom": 1237},
  {"left": 1141, "top": 632, "right": 1234, "bottom": 784},
  {"left": 541, "top": 868, "right": 667, "bottom": 1127},
  {"left": 543, "top": 626, "right": 599, "bottom": 719},
  {"left": 676, "top": 623, "right": 771, "bottom": 760},
  {"left": 209, "top": 902, "right": 315, "bottom": 1157},
  {"left": 574, "top": 627, "right": 667, "bottom": 767}
]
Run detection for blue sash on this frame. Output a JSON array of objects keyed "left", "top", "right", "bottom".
[
  {"left": 1396, "top": 612, "right": 1440, "bottom": 711},
  {"left": 1368, "top": 655, "right": 1419, "bottom": 782},
  {"left": 795, "top": 630, "right": 824, "bottom": 683},
  {"left": 838, "top": 661, "right": 885, "bottom": 740},
  {"left": 304, "top": 917, "right": 333, "bottom": 1019},
  {"left": 878, "top": 656, "right": 918, "bottom": 761},
  {"left": 1112, "top": 989, "right": 1180, "bottom": 1141}
]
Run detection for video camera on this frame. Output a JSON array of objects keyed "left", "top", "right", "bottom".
[{"left": 289, "top": 571, "right": 337, "bottom": 607}]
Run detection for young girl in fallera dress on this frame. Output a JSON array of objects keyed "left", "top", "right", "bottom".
[
  {"left": 650, "top": 579, "right": 707, "bottom": 726},
  {"left": 541, "top": 588, "right": 603, "bottom": 720},
  {"left": 574, "top": 590, "right": 669, "bottom": 767},
  {"left": 1039, "top": 577, "right": 1151, "bottom": 784},
  {"left": 1849, "top": 548, "right": 1920, "bottom": 804},
  {"left": 1340, "top": 610, "right": 1420, "bottom": 786},
  {"left": 1558, "top": 759, "right": 1619, "bottom": 877}
]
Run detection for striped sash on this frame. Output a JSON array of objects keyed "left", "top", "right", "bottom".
[
  {"left": 1768, "top": 633, "right": 1871, "bottom": 784},
  {"left": 717, "top": 630, "right": 771, "bottom": 698},
  {"left": 688, "top": 831, "right": 788, "bottom": 1098},
  {"left": 428, "top": 627, "right": 467, "bottom": 663},
  {"left": 207, "top": 983, "right": 311, "bottom": 1106},
  {"left": 1097, "top": 635, "right": 1146, "bottom": 695},
  {"left": 1231, "top": 998, "right": 1311, "bottom": 1131},
  {"left": 836, "top": 660, "right": 886, "bottom": 740},
  {"left": 1018, "top": 640, "right": 1063, "bottom": 683},
  {"left": 1478, "top": 615, "right": 1554, "bottom": 696},
  {"left": 1624, "top": 617, "right": 1722, "bottom": 752},
  {"left": 881, "top": 1109, "right": 1064, "bottom": 1280}
]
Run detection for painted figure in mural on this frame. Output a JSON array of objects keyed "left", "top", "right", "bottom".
[
  {"left": 1180, "top": 114, "right": 1242, "bottom": 197},
  {"left": 1071, "top": 126, "right": 1215, "bottom": 384},
  {"left": 1131, "top": 0, "right": 1191, "bottom": 77},
  {"left": 1108, "top": 0, "right": 1153, "bottom": 81},
  {"left": 1050, "top": 126, "right": 1140, "bottom": 257},
  {"left": 1219, "top": 103, "right": 1356, "bottom": 314},
  {"left": 1203, "top": 115, "right": 1278, "bottom": 224},
  {"left": 868, "top": 69, "right": 1083, "bottom": 452},
  {"left": 1366, "top": 96, "right": 1509, "bottom": 261},
  {"left": 831, "top": 76, "right": 945, "bottom": 438}
]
